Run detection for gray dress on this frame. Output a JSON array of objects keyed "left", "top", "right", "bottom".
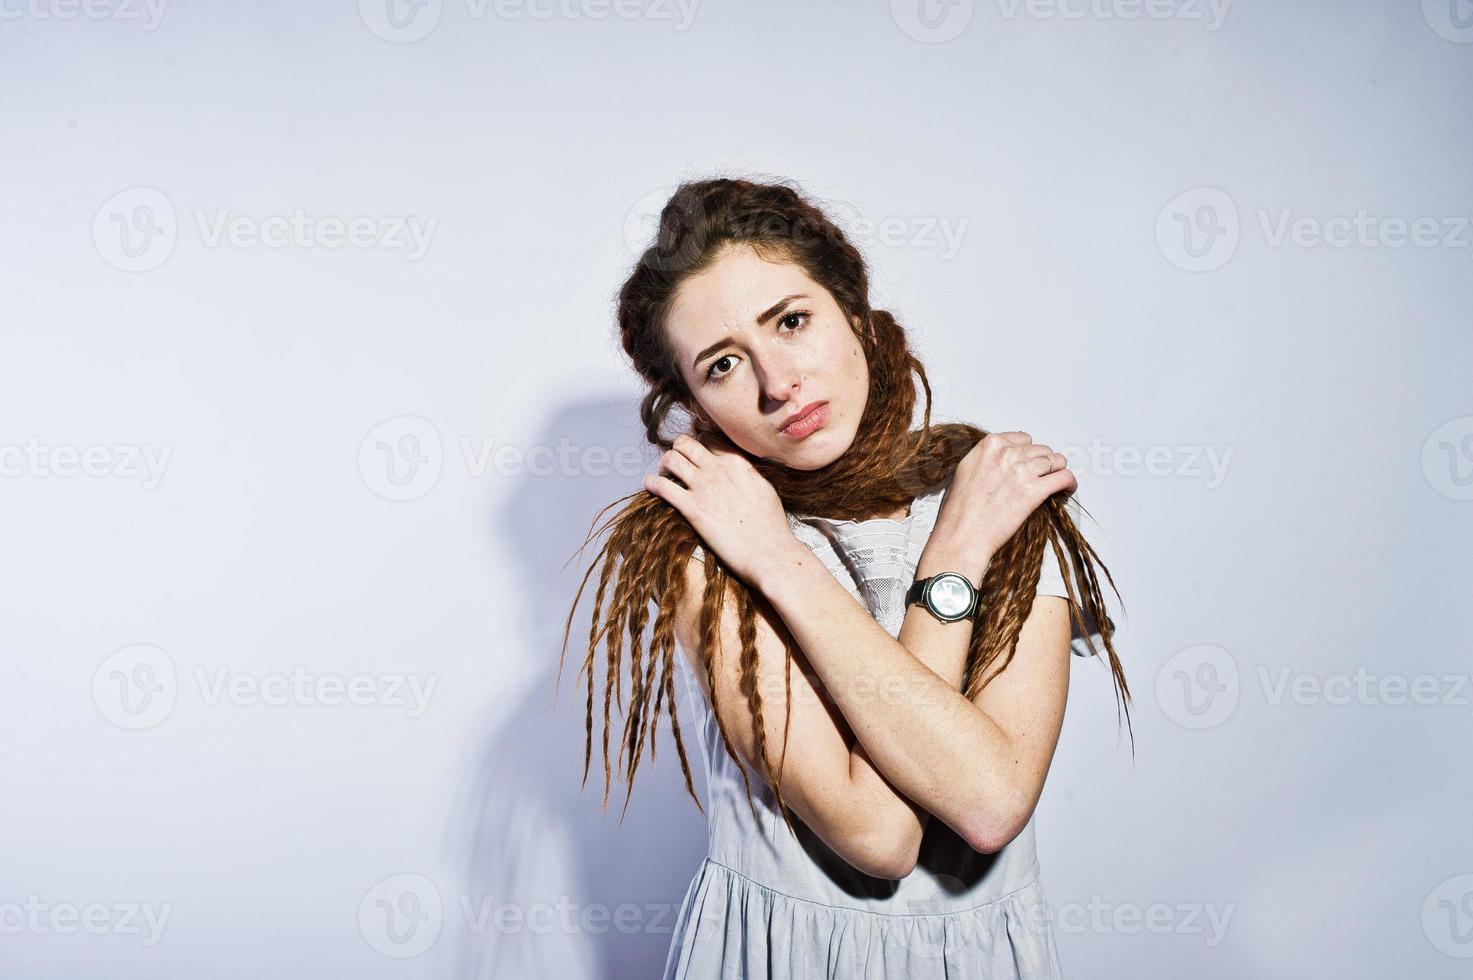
[{"left": 664, "top": 477, "right": 1096, "bottom": 979}]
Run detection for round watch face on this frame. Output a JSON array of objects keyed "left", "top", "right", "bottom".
[{"left": 927, "top": 573, "right": 974, "bottom": 619}]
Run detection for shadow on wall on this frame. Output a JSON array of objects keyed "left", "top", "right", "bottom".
[{"left": 445, "top": 398, "right": 709, "bottom": 980}]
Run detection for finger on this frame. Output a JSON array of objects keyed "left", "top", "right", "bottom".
[
  {"left": 991, "top": 430, "right": 1033, "bottom": 447},
  {"left": 659, "top": 449, "right": 699, "bottom": 486},
  {"left": 1038, "top": 466, "right": 1077, "bottom": 498},
  {"left": 1027, "top": 452, "right": 1067, "bottom": 476},
  {"left": 697, "top": 429, "right": 741, "bottom": 455},
  {"left": 642, "top": 472, "right": 690, "bottom": 504},
  {"left": 1001, "top": 443, "right": 1050, "bottom": 471},
  {"left": 672, "top": 432, "right": 716, "bottom": 464},
  {"left": 1016, "top": 444, "right": 1054, "bottom": 464}
]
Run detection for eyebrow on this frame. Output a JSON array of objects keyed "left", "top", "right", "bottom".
[{"left": 690, "top": 293, "right": 809, "bottom": 372}]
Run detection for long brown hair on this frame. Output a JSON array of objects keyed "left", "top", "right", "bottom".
[{"left": 558, "top": 177, "right": 1130, "bottom": 836}]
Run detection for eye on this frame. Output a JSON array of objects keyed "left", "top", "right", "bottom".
[
  {"left": 706, "top": 354, "right": 737, "bottom": 384},
  {"left": 779, "top": 310, "right": 811, "bottom": 331}
]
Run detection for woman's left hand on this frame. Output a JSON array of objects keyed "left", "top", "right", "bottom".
[{"left": 642, "top": 433, "right": 795, "bottom": 585}]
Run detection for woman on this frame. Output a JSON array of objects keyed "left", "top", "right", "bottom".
[{"left": 560, "top": 177, "right": 1130, "bottom": 978}]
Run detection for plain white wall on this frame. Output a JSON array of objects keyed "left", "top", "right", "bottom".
[{"left": 2, "top": 0, "right": 1470, "bottom": 977}]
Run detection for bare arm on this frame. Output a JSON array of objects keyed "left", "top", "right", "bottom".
[
  {"left": 648, "top": 429, "right": 1074, "bottom": 873},
  {"left": 750, "top": 524, "right": 1074, "bottom": 857},
  {"left": 841, "top": 529, "right": 1002, "bottom": 866},
  {"left": 673, "top": 552, "right": 927, "bottom": 879}
]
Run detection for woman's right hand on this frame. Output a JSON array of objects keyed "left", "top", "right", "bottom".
[
  {"left": 937, "top": 431, "right": 1076, "bottom": 559},
  {"left": 642, "top": 432, "right": 798, "bottom": 586}
]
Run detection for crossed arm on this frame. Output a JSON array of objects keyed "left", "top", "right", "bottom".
[
  {"left": 761, "top": 531, "right": 1073, "bottom": 859},
  {"left": 673, "top": 526, "right": 1073, "bottom": 879}
]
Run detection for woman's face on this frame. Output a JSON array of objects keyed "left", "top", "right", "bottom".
[{"left": 665, "top": 244, "right": 869, "bottom": 471}]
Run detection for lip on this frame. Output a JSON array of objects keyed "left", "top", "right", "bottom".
[{"left": 780, "top": 400, "right": 829, "bottom": 439}]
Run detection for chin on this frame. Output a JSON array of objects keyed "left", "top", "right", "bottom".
[{"left": 766, "top": 432, "right": 848, "bottom": 471}]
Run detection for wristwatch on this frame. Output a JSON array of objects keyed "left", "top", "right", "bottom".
[{"left": 905, "top": 572, "right": 979, "bottom": 623}]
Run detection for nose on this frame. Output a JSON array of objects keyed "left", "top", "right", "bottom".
[{"left": 755, "top": 351, "right": 802, "bottom": 406}]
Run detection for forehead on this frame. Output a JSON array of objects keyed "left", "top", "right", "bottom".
[{"left": 666, "top": 246, "right": 815, "bottom": 343}]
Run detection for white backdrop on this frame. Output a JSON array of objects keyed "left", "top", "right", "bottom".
[{"left": 2, "top": 1, "right": 1470, "bottom": 977}]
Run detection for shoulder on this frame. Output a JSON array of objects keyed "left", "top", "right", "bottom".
[
  {"left": 670, "top": 550, "right": 716, "bottom": 688},
  {"left": 1036, "top": 539, "right": 1071, "bottom": 599}
]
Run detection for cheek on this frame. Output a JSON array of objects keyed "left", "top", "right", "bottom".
[{"left": 701, "top": 394, "right": 757, "bottom": 439}]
